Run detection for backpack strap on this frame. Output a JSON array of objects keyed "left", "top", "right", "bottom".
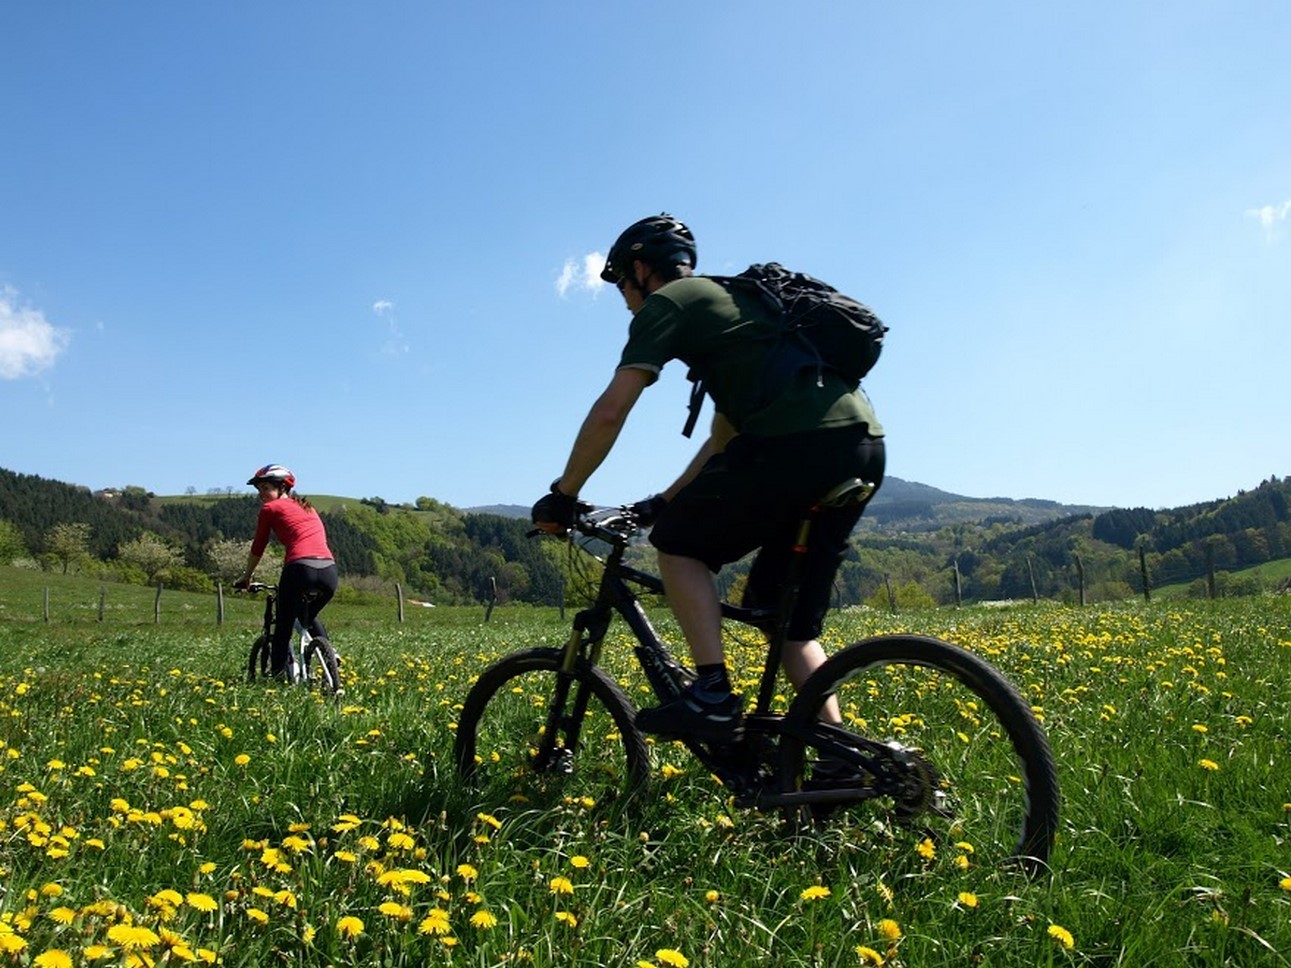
[{"left": 682, "top": 370, "right": 707, "bottom": 438}]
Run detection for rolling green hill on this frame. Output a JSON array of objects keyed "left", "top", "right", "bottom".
[{"left": 4, "top": 467, "right": 1289, "bottom": 608}]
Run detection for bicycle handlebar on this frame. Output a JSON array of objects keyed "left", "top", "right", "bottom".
[{"left": 528, "top": 505, "right": 644, "bottom": 548}]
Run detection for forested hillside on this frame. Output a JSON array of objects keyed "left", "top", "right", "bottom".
[
  {"left": 0, "top": 469, "right": 561, "bottom": 605},
  {"left": 2, "top": 467, "right": 1288, "bottom": 607}
]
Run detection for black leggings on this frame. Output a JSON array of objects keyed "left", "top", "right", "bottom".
[{"left": 272, "top": 559, "right": 338, "bottom": 672}]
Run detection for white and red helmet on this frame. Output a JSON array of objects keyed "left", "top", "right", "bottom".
[{"left": 247, "top": 464, "right": 296, "bottom": 489}]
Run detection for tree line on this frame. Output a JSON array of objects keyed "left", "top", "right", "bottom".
[
  {"left": 3, "top": 467, "right": 1287, "bottom": 609},
  {"left": 0, "top": 469, "right": 562, "bottom": 606}
]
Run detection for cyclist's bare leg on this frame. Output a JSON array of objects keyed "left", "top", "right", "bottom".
[
  {"left": 657, "top": 552, "right": 725, "bottom": 667},
  {"left": 783, "top": 638, "right": 842, "bottom": 723}
]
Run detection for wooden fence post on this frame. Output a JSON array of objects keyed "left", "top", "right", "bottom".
[
  {"left": 99, "top": 584, "right": 106, "bottom": 622},
  {"left": 396, "top": 582, "right": 405, "bottom": 623},
  {"left": 216, "top": 582, "right": 224, "bottom": 626},
  {"left": 884, "top": 573, "right": 896, "bottom": 612},
  {"left": 484, "top": 577, "right": 498, "bottom": 622},
  {"left": 1206, "top": 545, "right": 1217, "bottom": 600},
  {"left": 1074, "top": 555, "right": 1086, "bottom": 607},
  {"left": 44, "top": 587, "right": 50, "bottom": 623},
  {"left": 951, "top": 558, "right": 962, "bottom": 607},
  {"left": 1026, "top": 555, "right": 1039, "bottom": 603},
  {"left": 155, "top": 582, "right": 164, "bottom": 624},
  {"left": 1139, "top": 547, "right": 1151, "bottom": 602}
]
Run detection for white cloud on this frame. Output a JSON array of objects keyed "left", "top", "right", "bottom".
[
  {"left": 1246, "top": 200, "right": 1291, "bottom": 242},
  {"left": 555, "top": 251, "right": 608, "bottom": 298},
  {"left": 0, "top": 287, "right": 70, "bottom": 380},
  {"left": 371, "top": 298, "right": 407, "bottom": 355}
]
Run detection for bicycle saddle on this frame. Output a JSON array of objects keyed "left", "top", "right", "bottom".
[{"left": 814, "top": 478, "right": 877, "bottom": 510}]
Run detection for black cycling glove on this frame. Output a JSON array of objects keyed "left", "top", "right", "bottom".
[
  {"left": 628, "top": 493, "right": 668, "bottom": 527},
  {"left": 531, "top": 480, "right": 581, "bottom": 529}
]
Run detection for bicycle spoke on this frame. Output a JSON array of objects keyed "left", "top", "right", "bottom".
[{"left": 456, "top": 649, "right": 648, "bottom": 810}]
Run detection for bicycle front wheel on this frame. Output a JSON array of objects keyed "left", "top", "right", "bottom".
[
  {"left": 781, "top": 634, "right": 1060, "bottom": 875},
  {"left": 454, "top": 648, "right": 649, "bottom": 809},
  {"left": 247, "top": 635, "right": 271, "bottom": 682},
  {"left": 303, "top": 637, "right": 342, "bottom": 695}
]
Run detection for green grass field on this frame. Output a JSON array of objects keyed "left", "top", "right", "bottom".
[{"left": 1, "top": 565, "right": 1289, "bottom": 966}]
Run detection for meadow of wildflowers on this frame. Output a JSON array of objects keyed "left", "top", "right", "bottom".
[{"left": 0, "top": 570, "right": 1288, "bottom": 966}]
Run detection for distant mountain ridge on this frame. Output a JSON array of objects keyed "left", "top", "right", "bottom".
[{"left": 466, "top": 476, "right": 1110, "bottom": 533}]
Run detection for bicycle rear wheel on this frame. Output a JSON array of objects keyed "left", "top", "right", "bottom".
[
  {"left": 454, "top": 647, "right": 649, "bottom": 808},
  {"left": 303, "top": 637, "right": 342, "bottom": 694},
  {"left": 780, "top": 634, "right": 1059, "bottom": 875}
]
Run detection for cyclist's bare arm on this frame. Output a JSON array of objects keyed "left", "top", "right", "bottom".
[
  {"left": 661, "top": 411, "right": 737, "bottom": 501},
  {"left": 554, "top": 366, "right": 653, "bottom": 495}
]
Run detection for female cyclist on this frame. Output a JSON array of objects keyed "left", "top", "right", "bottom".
[{"left": 234, "top": 464, "right": 338, "bottom": 677}]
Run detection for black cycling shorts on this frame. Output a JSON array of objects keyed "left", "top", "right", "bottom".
[{"left": 648, "top": 425, "right": 884, "bottom": 640}]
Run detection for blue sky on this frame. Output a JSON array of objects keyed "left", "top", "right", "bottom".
[{"left": 3, "top": 2, "right": 1288, "bottom": 512}]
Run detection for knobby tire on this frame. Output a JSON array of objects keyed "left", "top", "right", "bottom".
[
  {"left": 780, "top": 633, "right": 1060, "bottom": 875},
  {"left": 454, "top": 647, "right": 649, "bottom": 807},
  {"left": 304, "top": 637, "right": 342, "bottom": 694}
]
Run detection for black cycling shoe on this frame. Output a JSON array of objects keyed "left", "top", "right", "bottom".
[{"left": 635, "top": 690, "right": 744, "bottom": 744}]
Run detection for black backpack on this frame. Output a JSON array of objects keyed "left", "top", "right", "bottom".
[{"left": 682, "top": 263, "right": 888, "bottom": 437}]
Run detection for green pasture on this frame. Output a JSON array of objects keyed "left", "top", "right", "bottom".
[{"left": 0, "top": 565, "right": 1289, "bottom": 966}]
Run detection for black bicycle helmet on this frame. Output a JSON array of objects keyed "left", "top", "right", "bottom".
[{"left": 600, "top": 213, "right": 697, "bottom": 284}]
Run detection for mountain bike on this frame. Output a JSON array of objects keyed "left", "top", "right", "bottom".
[
  {"left": 242, "top": 582, "right": 342, "bottom": 694},
  {"left": 454, "top": 479, "right": 1061, "bottom": 874}
]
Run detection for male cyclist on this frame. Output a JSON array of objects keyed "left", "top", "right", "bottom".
[{"left": 532, "top": 214, "right": 885, "bottom": 744}]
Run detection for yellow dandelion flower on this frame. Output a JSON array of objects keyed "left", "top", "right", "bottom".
[
  {"left": 570, "top": 855, "right": 591, "bottom": 869},
  {"left": 656, "top": 949, "right": 690, "bottom": 967},
  {"left": 34, "top": 951, "right": 74, "bottom": 968},
  {"left": 335, "top": 850, "right": 357, "bottom": 864},
  {"left": 877, "top": 918, "right": 902, "bottom": 941},
  {"left": 854, "top": 946, "right": 885, "bottom": 966},
  {"left": 40, "top": 883, "right": 64, "bottom": 897},
  {"left": 550, "top": 876, "right": 575, "bottom": 895},
  {"left": 476, "top": 812, "right": 503, "bottom": 829},
  {"left": 1198, "top": 759, "right": 1220, "bottom": 771},
  {"left": 0, "top": 935, "right": 27, "bottom": 954},
  {"left": 233, "top": 754, "right": 250, "bottom": 767},
  {"left": 958, "top": 892, "right": 979, "bottom": 908},
  {"left": 917, "top": 838, "right": 936, "bottom": 859},
  {"left": 84, "top": 946, "right": 112, "bottom": 961},
  {"left": 186, "top": 892, "right": 218, "bottom": 912},
  {"left": 246, "top": 908, "right": 269, "bottom": 925},
  {"left": 470, "top": 910, "right": 498, "bottom": 929},
  {"left": 379, "top": 901, "right": 413, "bottom": 921},
  {"left": 357, "top": 835, "right": 381, "bottom": 851},
  {"left": 1278, "top": 877, "right": 1291, "bottom": 891},
  {"left": 457, "top": 863, "right": 478, "bottom": 882},
  {"left": 555, "top": 910, "right": 578, "bottom": 926},
  {"left": 336, "top": 915, "right": 364, "bottom": 940},
  {"left": 1047, "top": 924, "right": 1075, "bottom": 949},
  {"left": 107, "top": 924, "right": 161, "bottom": 949},
  {"left": 282, "top": 835, "right": 312, "bottom": 853},
  {"left": 48, "top": 907, "right": 77, "bottom": 925},
  {"left": 387, "top": 831, "right": 416, "bottom": 851},
  {"left": 705, "top": 890, "right": 720, "bottom": 903},
  {"left": 801, "top": 885, "right": 832, "bottom": 901},
  {"left": 418, "top": 910, "right": 452, "bottom": 935}
]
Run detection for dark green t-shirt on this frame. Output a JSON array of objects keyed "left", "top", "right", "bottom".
[{"left": 616, "top": 276, "right": 883, "bottom": 437}]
